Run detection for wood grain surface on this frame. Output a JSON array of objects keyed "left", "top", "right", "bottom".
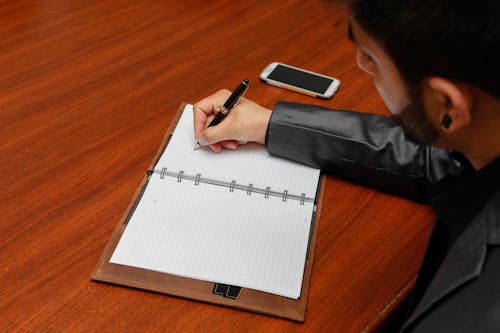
[{"left": 0, "top": 1, "right": 434, "bottom": 332}]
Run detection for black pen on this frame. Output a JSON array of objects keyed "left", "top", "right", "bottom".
[{"left": 194, "top": 79, "right": 249, "bottom": 150}]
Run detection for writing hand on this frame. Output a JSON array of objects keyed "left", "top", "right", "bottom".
[{"left": 193, "top": 89, "right": 272, "bottom": 153}]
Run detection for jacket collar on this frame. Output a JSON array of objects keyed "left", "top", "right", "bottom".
[{"left": 402, "top": 188, "right": 500, "bottom": 331}]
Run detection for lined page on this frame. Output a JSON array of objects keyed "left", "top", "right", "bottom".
[
  {"left": 110, "top": 173, "right": 315, "bottom": 298},
  {"left": 155, "top": 105, "right": 320, "bottom": 197},
  {"left": 110, "top": 104, "right": 321, "bottom": 299}
]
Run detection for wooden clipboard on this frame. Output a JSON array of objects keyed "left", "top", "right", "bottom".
[{"left": 91, "top": 103, "right": 326, "bottom": 322}]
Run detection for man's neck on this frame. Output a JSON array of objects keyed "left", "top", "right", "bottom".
[
  {"left": 461, "top": 93, "right": 500, "bottom": 170},
  {"left": 465, "top": 151, "right": 500, "bottom": 171}
]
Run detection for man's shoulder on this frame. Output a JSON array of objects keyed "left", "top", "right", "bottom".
[
  {"left": 485, "top": 188, "right": 500, "bottom": 245},
  {"left": 403, "top": 189, "right": 500, "bottom": 333},
  {"left": 409, "top": 246, "right": 500, "bottom": 333}
]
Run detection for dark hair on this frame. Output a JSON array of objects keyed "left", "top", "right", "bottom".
[{"left": 350, "top": 0, "right": 500, "bottom": 99}]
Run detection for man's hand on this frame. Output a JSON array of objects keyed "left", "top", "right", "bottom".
[{"left": 193, "top": 89, "right": 272, "bottom": 153}]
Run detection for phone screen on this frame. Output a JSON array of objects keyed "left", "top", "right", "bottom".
[{"left": 267, "top": 64, "right": 333, "bottom": 94}]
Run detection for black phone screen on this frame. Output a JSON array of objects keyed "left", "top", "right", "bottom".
[{"left": 267, "top": 65, "right": 333, "bottom": 94}]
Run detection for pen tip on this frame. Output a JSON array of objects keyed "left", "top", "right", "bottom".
[{"left": 193, "top": 142, "right": 201, "bottom": 150}]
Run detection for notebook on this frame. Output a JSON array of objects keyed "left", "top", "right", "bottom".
[{"left": 92, "top": 103, "right": 325, "bottom": 320}]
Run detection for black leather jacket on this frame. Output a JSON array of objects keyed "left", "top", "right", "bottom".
[
  {"left": 265, "top": 102, "right": 500, "bottom": 333},
  {"left": 266, "top": 102, "right": 460, "bottom": 202}
]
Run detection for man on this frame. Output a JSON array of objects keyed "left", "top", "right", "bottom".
[{"left": 193, "top": 0, "right": 500, "bottom": 332}]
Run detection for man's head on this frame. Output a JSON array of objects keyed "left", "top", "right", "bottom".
[{"left": 346, "top": 0, "right": 500, "bottom": 154}]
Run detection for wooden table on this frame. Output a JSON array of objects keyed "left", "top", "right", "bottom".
[{"left": 0, "top": 1, "right": 435, "bottom": 332}]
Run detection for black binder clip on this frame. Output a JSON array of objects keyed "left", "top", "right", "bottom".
[
  {"left": 195, "top": 174, "right": 201, "bottom": 186},
  {"left": 225, "top": 285, "right": 242, "bottom": 300},
  {"left": 230, "top": 180, "right": 236, "bottom": 192},
  {"left": 212, "top": 283, "right": 241, "bottom": 300},
  {"left": 212, "top": 283, "right": 229, "bottom": 296},
  {"left": 265, "top": 187, "right": 271, "bottom": 199},
  {"left": 246, "top": 184, "right": 253, "bottom": 195}
]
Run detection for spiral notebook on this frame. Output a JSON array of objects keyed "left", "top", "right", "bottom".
[{"left": 92, "top": 103, "right": 325, "bottom": 321}]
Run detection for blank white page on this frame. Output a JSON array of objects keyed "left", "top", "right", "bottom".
[
  {"left": 110, "top": 172, "right": 315, "bottom": 298},
  {"left": 155, "top": 105, "right": 320, "bottom": 197}
]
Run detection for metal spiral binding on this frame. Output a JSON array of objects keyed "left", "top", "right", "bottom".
[
  {"left": 282, "top": 190, "right": 288, "bottom": 202},
  {"left": 177, "top": 170, "right": 184, "bottom": 182},
  {"left": 246, "top": 184, "right": 253, "bottom": 195},
  {"left": 151, "top": 168, "right": 313, "bottom": 205},
  {"left": 300, "top": 193, "right": 306, "bottom": 205}
]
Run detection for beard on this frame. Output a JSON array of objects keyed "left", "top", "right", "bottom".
[{"left": 391, "top": 91, "right": 440, "bottom": 145}]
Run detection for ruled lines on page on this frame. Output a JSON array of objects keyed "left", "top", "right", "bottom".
[{"left": 110, "top": 172, "right": 314, "bottom": 298}]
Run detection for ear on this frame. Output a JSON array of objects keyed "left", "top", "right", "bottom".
[{"left": 428, "top": 77, "right": 474, "bottom": 132}]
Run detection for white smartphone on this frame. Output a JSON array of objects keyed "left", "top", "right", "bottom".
[{"left": 260, "top": 62, "right": 340, "bottom": 99}]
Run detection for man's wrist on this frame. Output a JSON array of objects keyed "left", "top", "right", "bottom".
[{"left": 257, "top": 107, "right": 272, "bottom": 145}]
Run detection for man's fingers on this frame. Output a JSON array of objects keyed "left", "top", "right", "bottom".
[
  {"left": 198, "top": 118, "right": 236, "bottom": 146},
  {"left": 193, "top": 89, "right": 232, "bottom": 138},
  {"left": 193, "top": 105, "right": 211, "bottom": 138},
  {"left": 209, "top": 142, "right": 222, "bottom": 153},
  {"left": 220, "top": 140, "right": 238, "bottom": 150}
]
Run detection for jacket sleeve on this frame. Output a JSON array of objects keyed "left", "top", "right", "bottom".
[{"left": 265, "top": 102, "right": 460, "bottom": 203}]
